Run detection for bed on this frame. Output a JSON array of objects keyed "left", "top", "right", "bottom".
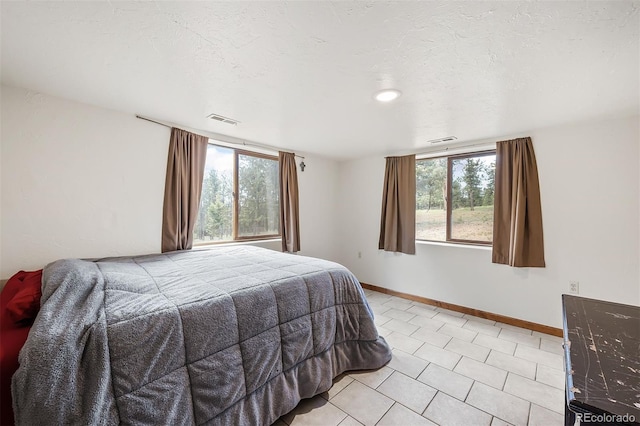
[{"left": 11, "top": 246, "right": 391, "bottom": 425}]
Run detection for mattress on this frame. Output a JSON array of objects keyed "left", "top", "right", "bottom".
[{"left": 12, "top": 246, "right": 391, "bottom": 425}]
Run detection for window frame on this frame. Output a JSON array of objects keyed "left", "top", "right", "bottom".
[
  {"left": 194, "top": 144, "right": 281, "bottom": 246},
  {"left": 416, "top": 149, "right": 496, "bottom": 246},
  {"left": 233, "top": 148, "right": 281, "bottom": 242}
]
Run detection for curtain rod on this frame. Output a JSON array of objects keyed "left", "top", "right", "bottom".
[
  {"left": 385, "top": 140, "right": 496, "bottom": 159},
  {"left": 136, "top": 115, "right": 305, "bottom": 159}
]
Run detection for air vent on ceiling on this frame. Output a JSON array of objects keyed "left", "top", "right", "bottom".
[
  {"left": 427, "top": 136, "right": 458, "bottom": 144},
  {"left": 207, "top": 113, "right": 240, "bottom": 126}
]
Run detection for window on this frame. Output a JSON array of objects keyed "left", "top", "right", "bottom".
[
  {"left": 416, "top": 150, "right": 496, "bottom": 245},
  {"left": 193, "top": 143, "right": 280, "bottom": 244}
]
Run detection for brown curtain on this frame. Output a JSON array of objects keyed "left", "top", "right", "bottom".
[
  {"left": 161, "top": 128, "right": 208, "bottom": 253},
  {"left": 492, "top": 137, "right": 545, "bottom": 267},
  {"left": 378, "top": 155, "right": 416, "bottom": 254},
  {"left": 279, "top": 151, "right": 300, "bottom": 252}
]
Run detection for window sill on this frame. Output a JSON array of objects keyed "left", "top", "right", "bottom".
[
  {"left": 193, "top": 238, "right": 282, "bottom": 249},
  {"left": 416, "top": 240, "right": 492, "bottom": 250}
]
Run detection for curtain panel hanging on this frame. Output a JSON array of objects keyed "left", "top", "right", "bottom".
[
  {"left": 279, "top": 151, "right": 300, "bottom": 253},
  {"left": 378, "top": 155, "right": 416, "bottom": 254},
  {"left": 492, "top": 137, "right": 545, "bottom": 267},
  {"left": 161, "top": 128, "right": 208, "bottom": 253}
]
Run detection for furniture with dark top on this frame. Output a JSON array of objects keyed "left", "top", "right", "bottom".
[{"left": 562, "top": 294, "right": 640, "bottom": 426}]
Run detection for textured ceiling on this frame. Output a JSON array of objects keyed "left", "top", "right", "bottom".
[{"left": 1, "top": 1, "right": 638, "bottom": 160}]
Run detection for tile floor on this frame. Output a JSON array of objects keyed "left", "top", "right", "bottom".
[{"left": 275, "top": 289, "right": 567, "bottom": 426}]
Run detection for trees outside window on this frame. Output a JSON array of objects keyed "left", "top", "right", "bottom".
[
  {"left": 416, "top": 151, "right": 496, "bottom": 245},
  {"left": 237, "top": 153, "right": 279, "bottom": 238},
  {"left": 193, "top": 144, "right": 279, "bottom": 244}
]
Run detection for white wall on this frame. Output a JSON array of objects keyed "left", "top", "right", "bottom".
[
  {"left": 297, "top": 155, "right": 340, "bottom": 263},
  {"left": 0, "top": 85, "right": 340, "bottom": 277},
  {"left": 337, "top": 116, "right": 640, "bottom": 328},
  {"left": 1, "top": 85, "right": 169, "bottom": 277}
]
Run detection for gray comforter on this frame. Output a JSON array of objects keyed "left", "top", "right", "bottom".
[{"left": 12, "top": 246, "right": 391, "bottom": 425}]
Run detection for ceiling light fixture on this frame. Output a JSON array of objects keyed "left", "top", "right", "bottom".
[{"left": 374, "top": 89, "right": 402, "bottom": 102}]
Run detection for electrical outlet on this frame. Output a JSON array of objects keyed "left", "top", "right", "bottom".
[{"left": 569, "top": 281, "right": 579, "bottom": 294}]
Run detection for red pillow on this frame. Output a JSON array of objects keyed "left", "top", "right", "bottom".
[
  {"left": 2, "top": 270, "right": 42, "bottom": 326},
  {"left": 7, "top": 285, "right": 41, "bottom": 325},
  {"left": 0, "top": 269, "right": 42, "bottom": 426}
]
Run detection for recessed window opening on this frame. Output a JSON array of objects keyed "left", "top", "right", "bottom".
[
  {"left": 193, "top": 142, "right": 280, "bottom": 244},
  {"left": 416, "top": 150, "right": 496, "bottom": 245}
]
